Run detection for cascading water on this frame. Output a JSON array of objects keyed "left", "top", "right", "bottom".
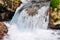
[
  {"left": 10, "top": 0, "right": 50, "bottom": 31},
  {"left": 3, "top": 0, "right": 60, "bottom": 40}
]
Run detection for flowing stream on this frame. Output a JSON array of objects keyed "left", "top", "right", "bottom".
[
  {"left": 9, "top": 0, "right": 50, "bottom": 31},
  {"left": 3, "top": 0, "right": 60, "bottom": 40}
]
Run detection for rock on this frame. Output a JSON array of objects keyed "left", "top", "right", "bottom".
[
  {"left": 25, "top": 0, "right": 50, "bottom": 16},
  {"left": 0, "top": 22, "right": 8, "bottom": 40},
  {"left": 27, "top": 8, "right": 37, "bottom": 16},
  {"left": 0, "top": 0, "right": 22, "bottom": 12},
  {"left": 0, "top": 0, "right": 22, "bottom": 21}
]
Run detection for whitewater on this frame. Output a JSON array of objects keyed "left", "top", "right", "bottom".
[{"left": 3, "top": 0, "right": 60, "bottom": 40}]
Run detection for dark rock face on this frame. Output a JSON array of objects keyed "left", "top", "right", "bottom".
[{"left": 0, "top": 0, "right": 22, "bottom": 21}]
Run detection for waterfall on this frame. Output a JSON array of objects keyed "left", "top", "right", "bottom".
[
  {"left": 3, "top": 0, "right": 59, "bottom": 40},
  {"left": 9, "top": 0, "right": 50, "bottom": 31}
]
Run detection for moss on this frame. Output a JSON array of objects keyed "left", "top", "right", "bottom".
[{"left": 51, "top": 0, "right": 60, "bottom": 9}]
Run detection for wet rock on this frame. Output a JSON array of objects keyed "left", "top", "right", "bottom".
[
  {"left": 0, "top": 22, "right": 8, "bottom": 40},
  {"left": 25, "top": 0, "right": 50, "bottom": 16},
  {"left": 26, "top": 8, "right": 37, "bottom": 16}
]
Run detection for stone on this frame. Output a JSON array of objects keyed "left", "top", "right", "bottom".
[
  {"left": 0, "top": 0, "right": 22, "bottom": 21},
  {"left": 0, "top": 22, "right": 8, "bottom": 40}
]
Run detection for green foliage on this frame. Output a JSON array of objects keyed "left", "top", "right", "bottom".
[{"left": 51, "top": 0, "right": 60, "bottom": 8}]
